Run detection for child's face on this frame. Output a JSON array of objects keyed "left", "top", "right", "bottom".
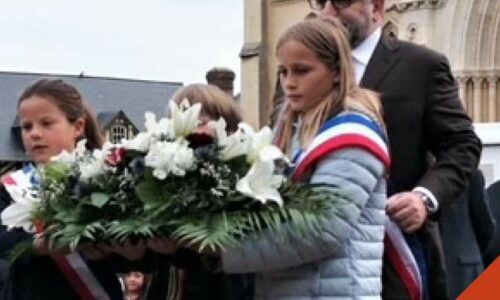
[
  {"left": 125, "top": 272, "right": 144, "bottom": 292},
  {"left": 277, "top": 39, "right": 337, "bottom": 113},
  {"left": 18, "top": 95, "right": 84, "bottom": 164}
]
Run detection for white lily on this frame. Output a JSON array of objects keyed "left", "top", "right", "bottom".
[
  {"left": 144, "top": 112, "right": 173, "bottom": 139},
  {"left": 121, "top": 132, "right": 152, "bottom": 152},
  {"left": 236, "top": 159, "right": 285, "bottom": 206},
  {"left": 209, "top": 118, "right": 229, "bottom": 145},
  {"left": 1, "top": 187, "right": 40, "bottom": 232},
  {"left": 247, "top": 126, "right": 288, "bottom": 163},
  {"left": 50, "top": 139, "right": 88, "bottom": 164},
  {"left": 1, "top": 170, "right": 41, "bottom": 232},
  {"left": 217, "top": 122, "right": 252, "bottom": 161},
  {"left": 169, "top": 99, "right": 201, "bottom": 137}
]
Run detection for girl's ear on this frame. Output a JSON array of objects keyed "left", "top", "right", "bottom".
[{"left": 73, "top": 117, "right": 86, "bottom": 141}]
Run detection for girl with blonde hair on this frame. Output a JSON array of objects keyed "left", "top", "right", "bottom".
[{"left": 215, "top": 17, "right": 389, "bottom": 299}]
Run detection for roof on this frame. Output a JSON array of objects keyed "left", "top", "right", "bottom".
[
  {"left": 0, "top": 71, "right": 182, "bottom": 161},
  {"left": 97, "top": 111, "right": 121, "bottom": 131}
]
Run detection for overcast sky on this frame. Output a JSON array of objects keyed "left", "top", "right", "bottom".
[{"left": 0, "top": 0, "right": 243, "bottom": 91}]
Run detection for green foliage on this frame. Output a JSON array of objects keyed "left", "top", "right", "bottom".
[
  {"left": 160, "top": 181, "right": 345, "bottom": 252},
  {"left": 27, "top": 142, "right": 345, "bottom": 256}
]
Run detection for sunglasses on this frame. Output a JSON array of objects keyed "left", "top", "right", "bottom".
[{"left": 307, "top": 0, "right": 356, "bottom": 10}]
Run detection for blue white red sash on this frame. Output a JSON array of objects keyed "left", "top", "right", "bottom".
[
  {"left": 289, "top": 112, "right": 422, "bottom": 300},
  {"left": 1, "top": 165, "right": 110, "bottom": 300},
  {"left": 290, "top": 113, "right": 390, "bottom": 180}
]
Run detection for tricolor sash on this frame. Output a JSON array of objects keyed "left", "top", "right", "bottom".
[
  {"left": 289, "top": 112, "right": 422, "bottom": 300},
  {"left": 290, "top": 113, "right": 390, "bottom": 179},
  {"left": 1, "top": 165, "right": 110, "bottom": 300}
]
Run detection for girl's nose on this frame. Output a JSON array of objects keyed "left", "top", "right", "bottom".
[
  {"left": 27, "top": 125, "right": 42, "bottom": 140},
  {"left": 283, "top": 75, "right": 297, "bottom": 90}
]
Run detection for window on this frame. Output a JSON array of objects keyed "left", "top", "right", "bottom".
[{"left": 110, "top": 123, "right": 128, "bottom": 143}]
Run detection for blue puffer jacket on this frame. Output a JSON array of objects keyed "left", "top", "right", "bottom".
[{"left": 221, "top": 118, "right": 387, "bottom": 299}]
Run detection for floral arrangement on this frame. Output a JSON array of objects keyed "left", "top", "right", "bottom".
[{"left": 1, "top": 100, "right": 340, "bottom": 254}]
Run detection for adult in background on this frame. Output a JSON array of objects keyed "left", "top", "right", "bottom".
[
  {"left": 440, "top": 169, "right": 495, "bottom": 299},
  {"left": 308, "top": 0, "right": 482, "bottom": 299},
  {"left": 484, "top": 180, "right": 500, "bottom": 267}
]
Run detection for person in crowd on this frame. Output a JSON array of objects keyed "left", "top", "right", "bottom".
[
  {"left": 178, "top": 17, "right": 389, "bottom": 299},
  {"left": 0, "top": 79, "right": 123, "bottom": 300},
  {"left": 146, "top": 83, "right": 253, "bottom": 300},
  {"left": 306, "top": 1, "right": 482, "bottom": 299},
  {"left": 440, "top": 169, "right": 495, "bottom": 299},
  {"left": 123, "top": 271, "right": 150, "bottom": 300},
  {"left": 484, "top": 179, "right": 500, "bottom": 267}
]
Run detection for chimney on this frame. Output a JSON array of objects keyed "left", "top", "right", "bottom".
[{"left": 206, "top": 67, "right": 235, "bottom": 97}]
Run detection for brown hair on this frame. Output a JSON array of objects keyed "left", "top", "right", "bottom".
[
  {"left": 170, "top": 83, "right": 242, "bottom": 133},
  {"left": 18, "top": 79, "right": 103, "bottom": 150},
  {"left": 275, "top": 17, "right": 384, "bottom": 153}
]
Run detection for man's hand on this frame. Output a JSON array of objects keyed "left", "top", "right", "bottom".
[{"left": 386, "top": 191, "right": 428, "bottom": 233}]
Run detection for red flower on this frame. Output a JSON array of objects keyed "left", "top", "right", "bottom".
[
  {"left": 106, "top": 147, "right": 126, "bottom": 166},
  {"left": 34, "top": 220, "right": 45, "bottom": 234}
]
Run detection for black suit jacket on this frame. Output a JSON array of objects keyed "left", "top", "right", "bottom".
[{"left": 360, "top": 36, "right": 482, "bottom": 299}]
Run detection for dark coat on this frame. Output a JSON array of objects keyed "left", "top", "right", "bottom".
[
  {"left": 360, "top": 35, "right": 482, "bottom": 300},
  {"left": 484, "top": 180, "right": 500, "bottom": 266},
  {"left": 0, "top": 185, "right": 123, "bottom": 300},
  {"left": 440, "top": 170, "right": 495, "bottom": 299},
  {"left": 147, "top": 250, "right": 253, "bottom": 300}
]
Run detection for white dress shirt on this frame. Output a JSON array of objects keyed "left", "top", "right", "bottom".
[
  {"left": 352, "top": 28, "right": 381, "bottom": 84},
  {"left": 352, "top": 28, "right": 439, "bottom": 212}
]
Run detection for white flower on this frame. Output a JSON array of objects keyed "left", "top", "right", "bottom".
[
  {"left": 145, "top": 112, "right": 173, "bottom": 139},
  {"left": 50, "top": 139, "right": 88, "bottom": 164},
  {"left": 79, "top": 149, "right": 107, "bottom": 182},
  {"left": 74, "top": 139, "right": 88, "bottom": 156},
  {"left": 145, "top": 139, "right": 196, "bottom": 179},
  {"left": 247, "top": 126, "right": 288, "bottom": 163},
  {"left": 121, "top": 132, "right": 152, "bottom": 152},
  {"left": 213, "top": 120, "right": 252, "bottom": 161},
  {"left": 169, "top": 99, "right": 201, "bottom": 137},
  {"left": 236, "top": 159, "right": 284, "bottom": 206},
  {"left": 210, "top": 118, "right": 229, "bottom": 145},
  {"left": 1, "top": 171, "right": 41, "bottom": 232},
  {"left": 50, "top": 149, "right": 75, "bottom": 164}
]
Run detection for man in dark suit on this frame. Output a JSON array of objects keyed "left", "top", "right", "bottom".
[
  {"left": 440, "top": 170, "right": 495, "bottom": 299},
  {"left": 308, "top": 0, "right": 482, "bottom": 299}
]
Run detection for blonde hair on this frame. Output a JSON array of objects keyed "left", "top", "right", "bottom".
[
  {"left": 170, "top": 84, "right": 242, "bottom": 133},
  {"left": 275, "top": 17, "right": 384, "bottom": 153}
]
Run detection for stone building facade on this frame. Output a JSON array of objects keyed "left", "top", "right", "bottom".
[{"left": 239, "top": 0, "right": 500, "bottom": 126}]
